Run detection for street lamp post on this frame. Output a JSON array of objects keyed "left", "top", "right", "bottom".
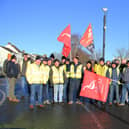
[{"left": 102, "top": 8, "right": 108, "bottom": 60}]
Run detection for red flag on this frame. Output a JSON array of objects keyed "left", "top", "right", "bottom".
[
  {"left": 80, "top": 70, "right": 111, "bottom": 102},
  {"left": 80, "top": 23, "right": 93, "bottom": 48},
  {"left": 57, "top": 24, "right": 71, "bottom": 57}
]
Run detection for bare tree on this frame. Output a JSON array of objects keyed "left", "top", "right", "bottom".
[
  {"left": 115, "top": 48, "right": 129, "bottom": 60},
  {"left": 71, "top": 34, "right": 91, "bottom": 64}
]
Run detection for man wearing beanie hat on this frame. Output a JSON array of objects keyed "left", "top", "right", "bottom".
[
  {"left": 61, "top": 56, "right": 66, "bottom": 64},
  {"left": 26, "top": 55, "right": 44, "bottom": 109},
  {"left": 63, "top": 58, "right": 70, "bottom": 103},
  {"left": 6, "top": 55, "right": 20, "bottom": 102},
  {"left": 3, "top": 53, "right": 12, "bottom": 97},
  {"left": 47, "top": 57, "right": 54, "bottom": 103},
  {"left": 119, "top": 60, "right": 129, "bottom": 106},
  {"left": 68, "top": 56, "right": 83, "bottom": 104},
  {"left": 108, "top": 61, "right": 120, "bottom": 106},
  {"left": 20, "top": 54, "right": 30, "bottom": 99},
  {"left": 50, "top": 59, "right": 65, "bottom": 104},
  {"left": 95, "top": 57, "right": 107, "bottom": 77},
  {"left": 41, "top": 57, "right": 51, "bottom": 105},
  {"left": 50, "top": 53, "right": 55, "bottom": 61},
  {"left": 94, "top": 57, "right": 108, "bottom": 105}
]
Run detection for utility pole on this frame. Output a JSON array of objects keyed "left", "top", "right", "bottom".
[{"left": 102, "top": 8, "right": 108, "bottom": 60}]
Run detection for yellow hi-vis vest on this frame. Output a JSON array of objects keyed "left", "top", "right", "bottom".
[
  {"left": 96, "top": 64, "right": 107, "bottom": 77},
  {"left": 64, "top": 64, "right": 70, "bottom": 78},
  {"left": 26, "top": 63, "right": 43, "bottom": 84},
  {"left": 52, "top": 65, "right": 64, "bottom": 84},
  {"left": 70, "top": 64, "right": 83, "bottom": 79},
  {"left": 40, "top": 64, "right": 50, "bottom": 84}
]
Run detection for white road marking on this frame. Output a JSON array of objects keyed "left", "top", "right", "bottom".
[
  {"left": 82, "top": 105, "right": 104, "bottom": 129},
  {"left": 0, "top": 89, "right": 6, "bottom": 106}
]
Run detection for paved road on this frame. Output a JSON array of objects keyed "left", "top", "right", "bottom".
[{"left": 0, "top": 78, "right": 129, "bottom": 129}]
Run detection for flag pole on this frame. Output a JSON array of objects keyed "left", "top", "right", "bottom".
[
  {"left": 93, "top": 48, "right": 97, "bottom": 60},
  {"left": 70, "top": 49, "right": 72, "bottom": 61}
]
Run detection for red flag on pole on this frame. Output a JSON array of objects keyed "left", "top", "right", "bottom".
[
  {"left": 80, "top": 70, "right": 111, "bottom": 102},
  {"left": 80, "top": 23, "right": 93, "bottom": 48},
  {"left": 57, "top": 24, "right": 71, "bottom": 57}
]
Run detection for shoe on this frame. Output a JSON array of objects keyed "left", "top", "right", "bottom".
[
  {"left": 30, "top": 105, "right": 34, "bottom": 109},
  {"left": 12, "top": 99, "right": 20, "bottom": 102},
  {"left": 68, "top": 101, "right": 73, "bottom": 104},
  {"left": 59, "top": 102, "right": 64, "bottom": 105},
  {"left": 43, "top": 100, "right": 47, "bottom": 104},
  {"left": 78, "top": 102, "right": 82, "bottom": 105},
  {"left": 9, "top": 97, "right": 13, "bottom": 101},
  {"left": 76, "top": 101, "right": 80, "bottom": 104},
  {"left": 21, "top": 96, "right": 25, "bottom": 99},
  {"left": 118, "top": 103, "right": 125, "bottom": 106},
  {"left": 109, "top": 103, "right": 112, "bottom": 106},
  {"left": 46, "top": 100, "right": 51, "bottom": 105},
  {"left": 38, "top": 105, "right": 44, "bottom": 108},
  {"left": 116, "top": 103, "right": 120, "bottom": 106}
]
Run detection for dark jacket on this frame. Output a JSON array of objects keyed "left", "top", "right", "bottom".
[
  {"left": 3, "top": 59, "right": 9, "bottom": 75},
  {"left": 122, "top": 67, "right": 129, "bottom": 84},
  {"left": 21, "top": 60, "right": 28, "bottom": 76},
  {"left": 6, "top": 61, "right": 20, "bottom": 78}
]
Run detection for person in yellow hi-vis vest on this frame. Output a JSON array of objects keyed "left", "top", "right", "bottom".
[
  {"left": 95, "top": 57, "right": 108, "bottom": 105},
  {"left": 68, "top": 56, "right": 83, "bottom": 104},
  {"left": 63, "top": 58, "right": 70, "bottom": 103},
  {"left": 41, "top": 57, "right": 50, "bottom": 105},
  {"left": 26, "top": 56, "right": 44, "bottom": 109},
  {"left": 50, "top": 59, "right": 65, "bottom": 104},
  {"left": 95, "top": 58, "right": 108, "bottom": 77}
]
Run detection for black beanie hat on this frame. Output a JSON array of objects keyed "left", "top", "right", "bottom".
[
  {"left": 62, "top": 56, "right": 66, "bottom": 60},
  {"left": 11, "top": 55, "right": 16, "bottom": 60},
  {"left": 54, "top": 59, "right": 60, "bottom": 63},
  {"left": 99, "top": 57, "right": 105, "bottom": 62},
  {"left": 50, "top": 53, "right": 55, "bottom": 59},
  {"left": 112, "top": 61, "right": 117, "bottom": 65},
  {"left": 66, "top": 58, "right": 70, "bottom": 62},
  {"left": 35, "top": 56, "right": 41, "bottom": 60},
  {"left": 87, "top": 60, "right": 92, "bottom": 64},
  {"left": 126, "top": 60, "right": 129, "bottom": 64}
]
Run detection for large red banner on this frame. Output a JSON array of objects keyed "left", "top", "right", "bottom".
[{"left": 80, "top": 70, "right": 111, "bottom": 102}]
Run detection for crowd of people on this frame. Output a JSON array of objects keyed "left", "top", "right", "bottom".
[{"left": 2, "top": 53, "right": 129, "bottom": 109}]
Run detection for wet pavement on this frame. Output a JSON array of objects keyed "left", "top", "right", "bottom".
[{"left": 0, "top": 78, "right": 129, "bottom": 129}]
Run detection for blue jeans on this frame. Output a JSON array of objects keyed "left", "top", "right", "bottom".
[
  {"left": 43, "top": 84, "right": 49, "bottom": 102},
  {"left": 21, "top": 76, "right": 29, "bottom": 97},
  {"left": 48, "top": 85, "right": 53, "bottom": 102},
  {"left": 109, "top": 83, "right": 120, "bottom": 103},
  {"left": 54, "top": 84, "right": 63, "bottom": 102},
  {"left": 121, "top": 83, "right": 129, "bottom": 104},
  {"left": 69, "top": 79, "right": 81, "bottom": 102},
  {"left": 63, "top": 79, "right": 70, "bottom": 102},
  {"left": 30, "top": 84, "right": 43, "bottom": 105}
]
